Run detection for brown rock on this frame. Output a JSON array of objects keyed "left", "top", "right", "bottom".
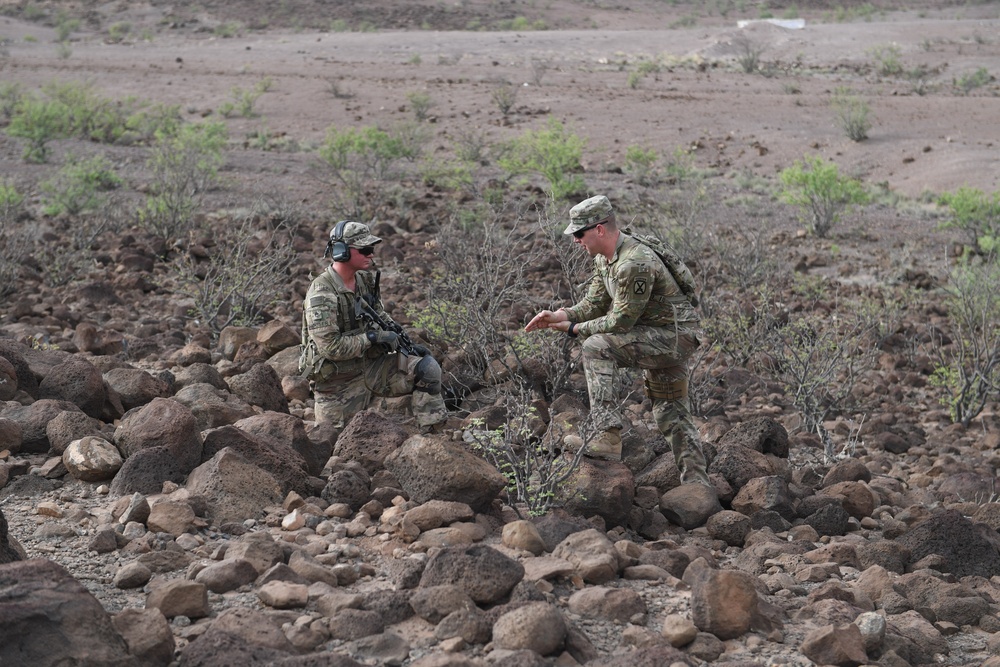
[{"left": 800, "top": 623, "right": 868, "bottom": 667}]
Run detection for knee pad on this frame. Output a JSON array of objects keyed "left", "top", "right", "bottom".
[{"left": 414, "top": 355, "right": 442, "bottom": 394}]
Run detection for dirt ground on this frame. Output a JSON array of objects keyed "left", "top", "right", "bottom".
[{"left": 1, "top": 0, "right": 998, "bottom": 205}]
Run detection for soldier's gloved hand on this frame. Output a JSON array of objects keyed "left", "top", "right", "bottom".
[
  {"left": 410, "top": 344, "right": 430, "bottom": 357},
  {"left": 366, "top": 330, "right": 399, "bottom": 351}
]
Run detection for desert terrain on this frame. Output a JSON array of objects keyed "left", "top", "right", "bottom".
[{"left": 1, "top": 1, "right": 1000, "bottom": 666}]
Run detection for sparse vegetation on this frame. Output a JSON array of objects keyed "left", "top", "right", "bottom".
[
  {"left": 406, "top": 91, "right": 435, "bottom": 121},
  {"left": 317, "top": 123, "right": 425, "bottom": 221},
  {"left": 779, "top": 155, "right": 869, "bottom": 238},
  {"left": 138, "top": 121, "right": 228, "bottom": 242},
  {"left": 869, "top": 43, "right": 903, "bottom": 77},
  {"left": 732, "top": 32, "right": 766, "bottom": 73},
  {"left": 938, "top": 186, "right": 1000, "bottom": 254},
  {"left": 490, "top": 81, "right": 518, "bottom": 116},
  {"left": 40, "top": 154, "right": 122, "bottom": 217},
  {"left": 930, "top": 257, "right": 1000, "bottom": 427},
  {"left": 954, "top": 67, "right": 992, "bottom": 94},
  {"left": 172, "top": 214, "right": 298, "bottom": 336},
  {"left": 831, "top": 87, "right": 871, "bottom": 141},
  {"left": 467, "top": 394, "right": 590, "bottom": 518},
  {"left": 6, "top": 95, "right": 69, "bottom": 162},
  {"left": 498, "top": 118, "right": 585, "bottom": 201}
]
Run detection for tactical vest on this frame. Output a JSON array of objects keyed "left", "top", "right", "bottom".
[{"left": 299, "top": 269, "right": 379, "bottom": 381}]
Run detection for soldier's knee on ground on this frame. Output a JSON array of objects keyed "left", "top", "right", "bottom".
[{"left": 414, "top": 355, "right": 442, "bottom": 394}]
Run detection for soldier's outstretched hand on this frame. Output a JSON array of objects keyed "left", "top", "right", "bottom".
[{"left": 525, "top": 309, "right": 568, "bottom": 332}]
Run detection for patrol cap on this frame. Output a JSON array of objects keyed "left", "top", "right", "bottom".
[
  {"left": 564, "top": 195, "right": 614, "bottom": 235},
  {"left": 331, "top": 221, "right": 382, "bottom": 247}
]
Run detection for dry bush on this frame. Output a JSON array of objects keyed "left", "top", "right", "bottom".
[{"left": 169, "top": 213, "right": 298, "bottom": 338}]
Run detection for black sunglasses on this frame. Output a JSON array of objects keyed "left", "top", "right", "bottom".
[
  {"left": 572, "top": 223, "right": 601, "bottom": 239},
  {"left": 356, "top": 246, "right": 376, "bottom": 256}
]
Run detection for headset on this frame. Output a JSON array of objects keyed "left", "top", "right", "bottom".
[{"left": 325, "top": 220, "right": 351, "bottom": 262}]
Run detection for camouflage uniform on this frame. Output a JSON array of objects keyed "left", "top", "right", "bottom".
[
  {"left": 562, "top": 195, "right": 709, "bottom": 483},
  {"left": 299, "top": 266, "right": 447, "bottom": 429}
]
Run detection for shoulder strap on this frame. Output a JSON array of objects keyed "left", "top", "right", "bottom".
[{"left": 624, "top": 229, "right": 699, "bottom": 307}]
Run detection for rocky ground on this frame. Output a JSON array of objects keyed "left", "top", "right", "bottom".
[{"left": 2, "top": 1, "right": 1000, "bottom": 666}]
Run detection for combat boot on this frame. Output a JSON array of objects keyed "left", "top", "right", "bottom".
[
  {"left": 680, "top": 464, "right": 711, "bottom": 486},
  {"left": 587, "top": 428, "right": 622, "bottom": 461}
]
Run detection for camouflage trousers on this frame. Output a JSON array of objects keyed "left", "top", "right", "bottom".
[
  {"left": 313, "top": 351, "right": 448, "bottom": 429},
  {"left": 581, "top": 324, "right": 709, "bottom": 482}
]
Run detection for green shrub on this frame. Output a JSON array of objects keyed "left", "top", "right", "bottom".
[
  {"left": 929, "top": 259, "right": 1000, "bottom": 427},
  {"left": 55, "top": 15, "right": 80, "bottom": 42},
  {"left": 6, "top": 95, "right": 70, "bottom": 162},
  {"left": 41, "top": 154, "right": 122, "bottom": 216},
  {"left": 938, "top": 186, "right": 1000, "bottom": 254},
  {"left": 318, "top": 124, "right": 424, "bottom": 220},
  {"left": 214, "top": 22, "right": 241, "bottom": 38},
  {"left": 107, "top": 21, "right": 131, "bottom": 43},
  {"left": 138, "top": 121, "right": 228, "bottom": 241},
  {"left": 0, "top": 82, "right": 23, "bottom": 123},
  {"left": 779, "top": 155, "right": 868, "bottom": 237},
  {"left": 228, "top": 83, "right": 265, "bottom": 118},
  {"left": 498, "top": 118, "right": 586, "bottom": 201},
  {"left": 467, "top": 396, "right": 589, "bottom": 518},
  {"left": 869, "top": 43, "right": 903, "bottom": 77},
  {"left": 955, "top": 67, "right": 991, "bottom": 94},
  {"left": 0, "top": 179, "right": 24, "bottom": 222},
  {"left": 490, "top": 81, "right": 518, "bottom": 116},
  {"left": 624, "top": 145, "right": 660, "bottom": 186},
  {"left": 831, "top": 87, "right": 871, "bottom": 141},
  {"left": 125, "top": 102, "right": 183, "bottom": 142},
  {"left": 406, "top": 91, "right": 435, "bottom": 121}
]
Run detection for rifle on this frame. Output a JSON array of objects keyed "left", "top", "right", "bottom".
[{"left": 355, "top": 295, "right": 422, "bottom": 356}]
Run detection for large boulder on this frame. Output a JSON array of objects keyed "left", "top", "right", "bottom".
[
  {"left": 201, "top": 425, "right": 312, "bottom": 495},
  {"left": 896, "top": 509, "right": 1000, "bottom": 578},
  {"left": 384, "top": 435, "right": 506, "bottom": 513},
  {"left": 0, "top": 418, "right": 23, "bottom": 455},
  {"left": 708, "top": 443, "right": 778, "bottom": 492},
  {"left": 687, "top": 561, "right": 782, "bottom": 640},
  {"left": 0, "top": 339, "right": 38, "bottom": 397},
  {"left": 418, "top": 545, "right": 524, "bottom": 605},
  {"left": 173, "top": 383, "right": 256, "bottom": 431},
  {"left": 1, "top": 399, "right": 83, "bottom": 454},
  {"left": 110, "top": 446, "right": 192, "bottom": 496},
  {"left": 0, "top": 508, "right": 26, "bottom": 564},
  {"left": 185, "top": 448, "right": 284, "bottom": 524},
  {"left": 226, "top": 362, "right": 289, "bottom": 414},
  {"left": 334, "top": 409, "right": 411, "bottom": 475},
  {"left": 114, "top": 398, "right": 203, "bottom": 472},
  {"left": 0, "top": 558, "right": 139, "bottom": 666},
  {"left": 37, "top": 357, "right": 108, "bottom": 419},
  {"left": 45, "top": 410, "right": 111, "bottom": 455},
  {"left": 0, "top": 356, "right": 16, "bottom": 401},
  {"left": 172, "top": 363, "right": 228, "bottom": 391},
  {"left": 233, "top": 412, "right": 326, "bottom": 478},
  {"left": 716, "top": 416, "right": 789, "bottom": 458},
  {"left": 563, "top": 458, "right": 635, "bottom": 529},
  {"left": 103, "top": 368, "right": 172, "bottom": 411},
  {"left": 63, "top": 436, "right": 124, "bottom": 482}
]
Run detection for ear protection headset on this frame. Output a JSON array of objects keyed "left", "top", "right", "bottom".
[{"left": 325, "top": 220, "right": 351, "bottom": 262}]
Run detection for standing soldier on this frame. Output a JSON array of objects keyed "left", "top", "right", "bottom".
[
  {"left": 299, "top": 221, "right": 448, "bottom": 431},
  {"left": 525, "top": 195, "right": 710, "bottom": 484}
]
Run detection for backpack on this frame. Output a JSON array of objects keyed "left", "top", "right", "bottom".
[{"left": 624, "top": 228, "right": 699, "bottom": 308}]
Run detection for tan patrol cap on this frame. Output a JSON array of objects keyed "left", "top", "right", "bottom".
[{"left": 564, "top": 195, "right": 613, "bottom": 235}]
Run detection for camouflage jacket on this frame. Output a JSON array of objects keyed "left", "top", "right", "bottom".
[
  {"left": 298, "top": 267, "right": 391, "bottom": 380},
  {"left": 563, "top": 233, "right": 699, "bottom": 337}
]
